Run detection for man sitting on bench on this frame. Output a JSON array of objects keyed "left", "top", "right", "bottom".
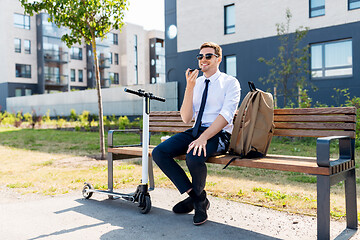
[{"left": 152, "top": 42, "right": 241, "bottom": 225}]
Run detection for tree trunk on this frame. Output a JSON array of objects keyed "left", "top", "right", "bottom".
[{"left": 91, "top": 38, "right": 106, "bottom": 160}]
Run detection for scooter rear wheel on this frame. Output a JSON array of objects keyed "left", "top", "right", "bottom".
[{"left": 82, "top": 183, "right": 94, "bottom": 199}]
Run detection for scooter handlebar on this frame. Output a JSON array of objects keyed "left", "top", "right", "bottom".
[{"left": 124, "top": 88, "right": 166, "bottom": 102}]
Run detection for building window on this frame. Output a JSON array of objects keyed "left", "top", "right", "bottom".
[
  {"left": 114, "top": 73, "right": 119, "bottom": 84},
  {"left": 109, "top": 52, "right": 113, "bottom": 65},
  {"left": 25, "top": 89, "right": 32, "bottom": 96},
  {"left": 78, "top": 69, "right": 83, "bottom": 82},
  {"left": 15, "top": 64, "right": 31, "bottom": 78},
  {"left": 311, "top": 39, "right": 353, "bottom": 79},
  {"left": 70, "top": 47, "right": 82, "bottom": 60},
  {"left": 24, "top": 40, "right": 31, "bottom": 54},
  {"left": 14, "top": 38, "right": 21, "bottom": 53},
  {"left": 110, "top": 72, "right": 119, "bottom": 84},
  {"left": 15, "top": 89, "right": 22, "bottom": 97},
  {"left": 225, "top": 55, "right": 237, "bottom": 77},
  {"left": 14, "top": 13, "right": 30, "bottom": 29},
  {"left": 112, "top": 33, "right": 118, "bottom": 45},
  {"left": 224, "top": 4, "right": 235, "bottom": 34},
  {"left": 71, "top": 69, "right": 76, "bottom": 82},
  {"left": 114, "top": 53, "right": 119, "bottom": 65},
  {"left": 349, "top": 0, "right": 360, "bottom": 10},
  {"left": 134, "top": 35, "right": 138, "bottom": 84},
  {"left": 310, "top": 0, "right": 325, "bottom": 18}
]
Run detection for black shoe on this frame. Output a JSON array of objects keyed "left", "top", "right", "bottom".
[
  {"left": 172, "top": 196, "right": 194, "bottom": 214},
  {"left": 189, "top": 190, "right": 210, "bottom": 225},
  {"left": 193, "top": 197, "right": 210, "bottom": 225}
]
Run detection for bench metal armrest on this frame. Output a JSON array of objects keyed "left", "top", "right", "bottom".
[
  {"left": 108, "top": 129, "right": 143, "bottom": 148},
  {"left": 316, "top": 136, "right": 354, "bottom": 167}
]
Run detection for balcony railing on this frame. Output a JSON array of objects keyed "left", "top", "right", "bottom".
[
  {"left": 44, "top": 50, "right": 69, "bottom": 63},
  {"left": 101, "top": 78, "right": 111, "bottom": 88},
  {"left": 44, "top": 74, "right": 68, "bottom": 86},
  {"left": 98, "top": 57, "right": 110, "bottom": 68}
]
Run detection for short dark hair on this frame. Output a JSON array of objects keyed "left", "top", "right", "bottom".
[{"left": 200, "top": 42, "right": 222, "bottom": 58}]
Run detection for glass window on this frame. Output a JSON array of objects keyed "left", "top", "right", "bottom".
[
  {"left": 70, "top": 47, "right": 82, "bottom": 60},
  {"left": 224, "top": 4, "right": 235, "bottom": 34},
  {"left": 114, "top": 53, "right": 119, "bottom": 65},
  {"left": 25, "top": 89, "right": 32, "bottom": 96},
  {"left": 14, "top": 13, "right": 30, "bottom": 29},
  {"left": 14, "top": 38, "right": 21, "bottom": 53},
  {"left": 225, "top": 55, "right": 237, "bottom": 77},
  {"left": 109, "top": 72, "right": 114, "bottom": 84},
  {"left": 113, "top": 33, "right": 118, "bottom": 45},
  {"left": 109, "top": 52, "right": 113, "bottom": 65},
  {"left": 78, "top": 69, "right": 83, "bottom": 82},
  {"left": 349, "top": 0, "right": 360, "bottom": 10},
  {"left": 310, "top": 0, "right": 325, "bottom": 18},
  {"left": 311, "top": 39, "right": 353, "bottom": 78},
  {"left": 24, "top": 40, "right": 31, "bottom": 54},
  {"left": 15, "top": 64, "right": 31, "bottom": 78},
  {"left": 114, "top": 73, "right": 119, "bottom": 84},
  {"left": 71, "top": 69, "right": 76, "bottom": 82},
  {"left": 15, "top": 89, "right": 22, "bottom": 97}
]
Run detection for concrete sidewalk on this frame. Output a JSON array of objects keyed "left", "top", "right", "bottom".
[{"left": 0, "top": 188, "right": 357, "bottom": 240}]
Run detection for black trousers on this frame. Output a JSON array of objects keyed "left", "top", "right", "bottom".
[{"left": 152, "top": 127, "right": 230, "bottom": 196}]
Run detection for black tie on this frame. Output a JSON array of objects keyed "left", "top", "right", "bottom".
[{"left": 192, "top": 79, "right": 210, "bottom": 137}]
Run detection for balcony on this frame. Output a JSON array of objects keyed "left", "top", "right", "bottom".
[
  {"left": 45, "top": 74, "right": 68, "bottom": 87},
  {"left": 101, "top": 78, "right": 111, "bottom": 88},
  {"left": 98, "top": 57, "right": 110, "bottom": 68},
  {"left": 44, "top": 50, "right": 69, "bottom": 63}
]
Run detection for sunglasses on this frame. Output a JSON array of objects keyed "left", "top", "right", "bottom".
[{"left": 196, "top": 53, "right": 219, "bottom": 60}]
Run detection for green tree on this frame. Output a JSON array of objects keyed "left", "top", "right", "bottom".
[
  {"left": 20, "top": 0, "right": 128, "bottom": 159},
  {"left": 258, "top": 8, "right": 311, "bottom": 107}
]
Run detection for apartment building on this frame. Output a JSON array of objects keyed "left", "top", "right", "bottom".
[
  {"left": 0, "top": 0, "right": 165, "bottom": 111},
  {"left": 165, "top": 0, "right": 360, "bottom": 107}
]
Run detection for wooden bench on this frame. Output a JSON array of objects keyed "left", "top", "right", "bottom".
[{"left": 107, "top": 107, "right": 358, "bottom": 240}]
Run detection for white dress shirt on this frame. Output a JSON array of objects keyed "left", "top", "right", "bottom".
[{"left": 192, "top": 70, "right": 241, "bottom": 134}]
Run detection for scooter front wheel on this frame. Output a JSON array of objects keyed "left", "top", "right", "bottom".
[{"left": 139, "top": 195, "right": 151, "bottom": 214}]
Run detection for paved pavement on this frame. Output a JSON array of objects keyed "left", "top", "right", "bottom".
[{"left": 0, "top": 188, "right": 358, "bottom": 240}]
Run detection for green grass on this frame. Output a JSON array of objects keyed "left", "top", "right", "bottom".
[{"left": 0, "top": 128, "right": 166, "bottom": 156}]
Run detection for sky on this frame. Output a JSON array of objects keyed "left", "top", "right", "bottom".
[{"left": 123, "top": 0, "right": 165, "bottom": 31}]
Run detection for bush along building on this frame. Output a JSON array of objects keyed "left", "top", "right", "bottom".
[{"left": 164, "top": 0, "right": 360, "bottom": 107}]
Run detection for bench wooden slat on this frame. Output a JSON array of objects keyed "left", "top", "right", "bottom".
[
  {"left": 150, "top": 111, "right": 181, "bottom": 116},
  {"left": 108, "top": 146, "right": 332, "bottom": 175},
  {"left": 274, "top": 107, "right": 356, "bottom": 115},
  {"left": 149, "top": 127, "right": 189, "bottom": 132},
  {"left": 274, "top": 122, "right": 356, "bottom": 130},
  {"left": 274, "top": 129, "right": 355, "bottom": 138},
  {"left": 150, "top": 122, "right": 193, "bottom": 128},
  {"left": 274, "top": 114, "right": 356, "bottom": 122},
  {"left": 150, "top": 117, "right": 189, "bottom": 122}
]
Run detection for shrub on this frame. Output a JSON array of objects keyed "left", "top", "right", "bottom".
[
  {"left": 79, "top": 110, "right": 90, "bottom": 128},
  {"left": 69, "top": 109, "right": 78, "bottom": 122},
  {"left": 118, "top": 116, "right": 130, "bottom": 129},
  {"left": 14, "top": 111, "right": 23, "bottom": 128}
]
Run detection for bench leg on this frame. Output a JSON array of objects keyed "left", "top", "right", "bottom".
[
  {"left": 108, "top": 152, "right": 113, "bottom": 192},
  {"left": 345, "top": 168, "right": 358, "bottom": 230},
  {"left": 317, "top": 175, "right": 330, "bottom": 240}
]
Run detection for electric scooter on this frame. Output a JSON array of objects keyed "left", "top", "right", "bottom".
[{"left": 81, "top": 88, "right": 165, "bottom": 214}]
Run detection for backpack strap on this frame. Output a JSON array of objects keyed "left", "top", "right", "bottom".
[
  {"left": 248, "top": 81, "right": 256, "bottom": 92},
  {"left": 223, "top": 155, "right": 243, "bottom": 169}
]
